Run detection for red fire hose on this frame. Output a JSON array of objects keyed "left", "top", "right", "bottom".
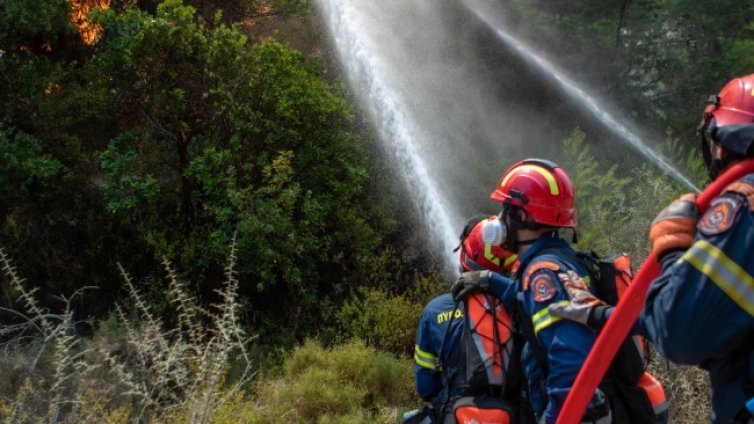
[{"left": 556, "top": 158, "right": 754, "bottom": 424}]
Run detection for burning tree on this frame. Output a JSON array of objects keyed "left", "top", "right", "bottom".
[{"left": 68, "top": 0, "right": 110, "bottom": 45}]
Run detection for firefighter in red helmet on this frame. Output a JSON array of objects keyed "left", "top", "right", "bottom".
[
  {"left": 452, "top": 159, "right": 611, "bottom": 424},
  {"left": 550, "top": 74, "right": 754, "bottom": 423},
  {"left": 458, "top": 215, "right": 520, "bottom": 274},
  {"left": 412, "top": 216, "right": 527, "bottom": 423},
  {"left": 697, "top": 75, "right": 754, "bottom": 179}
]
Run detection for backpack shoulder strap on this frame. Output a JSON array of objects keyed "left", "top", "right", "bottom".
[
  {"left": 514, "top": 290, "right": 548, "bottom": 376},
  {"left": 436, "top": 300, "right": 461, "bottom": 371},
  {"left": 436, "top": 299, "right": 462, "bottom": 408}
]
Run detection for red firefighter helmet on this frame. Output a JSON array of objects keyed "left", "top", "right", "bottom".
[
  {"left": 459, "top": 216, "right": 518, "bottom": 273},
  {"left": 489, "top": 159, "right": 576, "bottom": 228},
  {"left": 703, "top": 74, "right": 754, "bottom": 127},
  {"left": 699, "top": 74, "right": 754, "bottom": 176}
]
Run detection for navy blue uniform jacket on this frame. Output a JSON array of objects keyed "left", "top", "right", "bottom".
[
  {"left": 642, "top": 174, "right": 754, "bottom": 423},
  {"left": 516, "top": 233, "right": 605, "bottom": 424}
]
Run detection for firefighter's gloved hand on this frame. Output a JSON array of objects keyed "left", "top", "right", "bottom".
[
  {"left": 649, "top": 193, "right": 699, "bottom": 259},
  {"left": 451, "top": 270, "right": 492, "bottom": 301},
  {"left": 548, "top": 270, "right": 609, "bottom": 329}
]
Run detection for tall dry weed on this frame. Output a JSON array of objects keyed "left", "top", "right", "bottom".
[
  {"left": 0, "top": 239, "right": 254, "bottom": 423},
  {"left": 649, "top": 350, "right": 711, "bottom": 423}
]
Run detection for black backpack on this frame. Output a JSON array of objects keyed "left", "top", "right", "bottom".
[{"left": 516, "top": 248, "right": 668, "bottom": 424}]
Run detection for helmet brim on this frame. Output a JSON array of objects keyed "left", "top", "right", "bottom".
[{"left": 713, "top": 107, "right": 754, "bottom": 127}]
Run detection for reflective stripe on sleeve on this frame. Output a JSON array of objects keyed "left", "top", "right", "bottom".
[
  {"left": 678, "top": 239, "right": 754, "bottom": 317},
  {"left": 414, "top": 344, "right": 438, "bottom": 370},
  {"left": 532, "top": 300, "right": 569, "bottom": 334}
]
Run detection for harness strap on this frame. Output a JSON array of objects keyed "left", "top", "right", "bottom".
[
  {"left": 515, "top": 290, "right": 548, "bottom": 377},
  {"left": 436, "top": 299, "right": 462, "bottom": 414},
  {"left": 515, "top": 248, "right": 597, "bottom": 411},
  {"left": 436, "top": 301, "right": 460, "bottom": 372}
]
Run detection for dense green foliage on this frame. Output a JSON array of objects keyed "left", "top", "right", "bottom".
[
  {"left": 244, "top": 340, "right": 414, "bottom": 422},
  {"left": 509, "top": 0, "right": 754, "bottom": 132},
  {"left": 559, "top": 127, "right": 706, "bottom": 258},
  {"left": 335, "top": 282, "right": 436, "bottom": 356},
  {"left": 0, "top": 0, "right": 440, "bottom": 344}
]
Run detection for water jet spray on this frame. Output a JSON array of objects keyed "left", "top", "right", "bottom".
[
  {"left": 317, "top": 0, "right": 461, "bottom": 274},
  {"left": 464, "top": 0, "right": 700, "bottom": 193}
]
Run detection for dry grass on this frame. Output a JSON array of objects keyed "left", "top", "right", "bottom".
[
  {"left": 0, "top": 239, "right": 254, "bottom": 423},
  {"left": 648, "top": 349, "right": 711, "bottom": 423}
]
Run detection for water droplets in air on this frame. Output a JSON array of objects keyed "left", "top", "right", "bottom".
[
  {"left": 317, "top": 0, "right": 461, "bottom": 273},
  {"left": 463, "top": 0, "right": 700, "bottom": 193},
  {"left": 316, "top": 0, "right": 701, "bottom": 276}
]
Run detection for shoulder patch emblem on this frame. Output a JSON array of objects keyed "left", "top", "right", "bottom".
[
  {"left": 523, "top": 260, "right": 561, "bottom": 290},
  {"left": 698, "top": 196, "right": 742, "bottom": 236},
  {"left": 531, "top": 272, "right": 557, "bottom": 303},
  {"left": 725, "top": 177, "right": 754, "bottom": 211}
]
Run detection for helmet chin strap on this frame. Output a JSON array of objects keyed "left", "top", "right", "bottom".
[
  {"left": 500, "top": 205, "right": 520, "bottom": 252},
  {"left": 513, "top": 229, "right": 561, "bottom": 249},
  {"left": 709, "top": 158, "right": 724, "bottom": 180},
  {"left": 502, "top": 205, "right": 550, "bottom": 250}
]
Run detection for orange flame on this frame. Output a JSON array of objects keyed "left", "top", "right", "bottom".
[{"left": 69, "top": 0, "right": 110, "bottom": 45}]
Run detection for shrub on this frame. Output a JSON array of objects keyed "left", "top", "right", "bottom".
[
  {"left": 336, "top": 288, "right": 423, "bottom": 355},
  {"left": 245, "top": 340, "right": 414, "bottom": 423}
]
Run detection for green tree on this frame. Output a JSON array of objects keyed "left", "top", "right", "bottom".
[
  {"left": 0, "top": 0, "right": 421, "bottom": 341},
  {"left": 89, "top": 0, "right": 384, "bottom": 340},
  {"left": 510, "top": 0, "right": 754, "bottom": 136}
]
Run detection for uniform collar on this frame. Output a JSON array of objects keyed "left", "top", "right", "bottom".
[{"left": 518, "top": 231, "right": 569, "bottom": 265}]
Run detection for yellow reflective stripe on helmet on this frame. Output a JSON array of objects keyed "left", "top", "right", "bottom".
[
  {"left": 503, "top": 254, "right": 518, "bottom": 268},
  {"left": 414, "top": 344, "right": 438, "bottom": 370},
  {"left": 679, "top": 239, "right": 754, "bottom": 317},
  {"left": 484, "top": 245, "right": 517, "bottom": 268},
  {"left": 484, "top": 243, "right": 501, "bottom": 266},
  {"left": 501, "top": 165, "right": 560, "bottom": 196},
  {"left": 531, "top": 301, "right": 569, "bottom": 334}
]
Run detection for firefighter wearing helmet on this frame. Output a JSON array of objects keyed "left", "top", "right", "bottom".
[
  {"left": 549, "top": 74, "right": 754, "bottom": 423},
  {"left": 640, "top": 74, "right": 754, "bottom": 423},
  {"left": 412, "top": 216, "right": 524, "bottom": 423},
  {"left": 452, "top": 159, "right": 611, "bottom": 424}
]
